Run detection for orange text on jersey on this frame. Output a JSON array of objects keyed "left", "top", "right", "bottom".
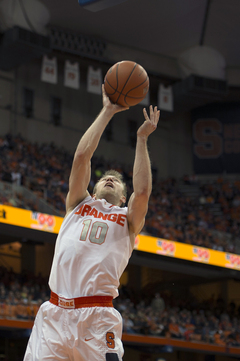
[{"left": 75, "top": 204, "right": 127, "bottom": 227}]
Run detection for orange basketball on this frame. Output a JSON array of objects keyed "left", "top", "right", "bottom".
[{"left": 104, "top": 60, "right": 149, "bottom": 107}]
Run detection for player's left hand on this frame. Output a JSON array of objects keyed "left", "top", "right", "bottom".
[{"left": 137, "top": 105, "right": 160, "bottom": 138}]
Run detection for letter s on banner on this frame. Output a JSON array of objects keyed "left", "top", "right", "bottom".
[{"left": 193, "top": 118, "right": 223, "bottom": 159}]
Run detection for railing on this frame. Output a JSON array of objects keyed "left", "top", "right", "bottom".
[
  {"left": 0, "top": 319, "right": 239, "bottom": 356},
  {"left": 0, "top": 181, "right": 62, "bottom": 216}
]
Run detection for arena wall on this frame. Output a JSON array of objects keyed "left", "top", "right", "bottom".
[{"left": 0, "top": 57, "right": 193, "bottom": 179}]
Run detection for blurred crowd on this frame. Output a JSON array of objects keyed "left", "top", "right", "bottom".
[
  {"left": 0, "top": 133, "right": 240, "bottom": 253},
  {"left": 115, "top": 288, "right": 240, "bottom": 347},
  {"left": 0, "top": 134, "right": 70, "bottom": 213},
  {"left": 0, "top": 266, "right": 49, "bottom": 320},
  {"left": 0, "top": 266, "right": 240, "bottom": 348},
  {"left": 144, "top": 177, "right": 240, "bottom": 254}
]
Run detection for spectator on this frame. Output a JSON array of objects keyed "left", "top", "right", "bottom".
[
  {"left": 151, "top": 292, "right": 165, "bottom": 314},
  {"left": 168, "top": 316, "right": 182, "bottom": 339}
]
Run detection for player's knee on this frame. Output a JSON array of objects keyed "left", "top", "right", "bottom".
[{"left": 106, "top": 353, "right": 119, "bottom": 361}]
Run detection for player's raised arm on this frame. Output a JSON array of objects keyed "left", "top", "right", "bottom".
[
  {"left": 127, "top": 105, "right": 160, "bottom": 241},
  {"left": 66, "top": 85, "right": 129, "bottom": 214}
]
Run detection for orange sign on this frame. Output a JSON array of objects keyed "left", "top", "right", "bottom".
[
  {"left": 0, "top": 205, "right": 62, "bottom": 234},
  {"left": 0, "top": 205, "right": 239, "bottom": 271},
  {"left": 135, "top": 234, "right": 240, "bottom": 271}
]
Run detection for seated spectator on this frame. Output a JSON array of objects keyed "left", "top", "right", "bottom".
[
  {"left": 3, "top": 297, "right": 17, "bottom": 319},
  {"left": 168, "top": 316, "right": 182, "bottom": 339},
  {"left": 214, "top": 330, "right": 226, "bottom": 346},
  {"left": 15, "top": 299, "right": 29, "bottom": 320},
  {"left": 122, "top": 311, "right": 136, "bottom": 334}
]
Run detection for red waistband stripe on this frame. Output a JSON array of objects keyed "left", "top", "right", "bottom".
[{"left": 49, "top": 291, "right": 113, "bottom": 309}]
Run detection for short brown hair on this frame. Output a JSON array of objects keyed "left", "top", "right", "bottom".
[{"left": 93, "top": 169, "right": 127, "bottom": 199}]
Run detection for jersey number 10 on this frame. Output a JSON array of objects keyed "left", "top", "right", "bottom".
[{"left": 80, "top": 220, "right": 109, "bottom": 245}]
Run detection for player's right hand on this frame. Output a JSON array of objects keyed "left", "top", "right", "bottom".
[{"left": 102, "top": 84, "right": 129, "bottom": 114}]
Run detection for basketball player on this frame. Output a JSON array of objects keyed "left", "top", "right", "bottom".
[{"left": 24, "top": 85, "right": 160, "bottom": 361}]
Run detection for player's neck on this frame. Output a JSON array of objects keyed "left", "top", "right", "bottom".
[{"left": 96, "top": 195, "right": 120, "bottom": 207}]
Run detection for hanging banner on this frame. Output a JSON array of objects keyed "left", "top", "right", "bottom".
[
  {"left": 41, "top": 55, "right": 57, "bottom": 84},
  {"left": 87, "top": 66, "right": 102, "bottom": 94},
  {"left": 158, "top": 84, "right": 173, "bottom": 111},
  {"left": 64, "top": 60, "right": 80, "bottom": 89},
  {"left": 192, "top": 102, "right": 240, "bottom": 174}
]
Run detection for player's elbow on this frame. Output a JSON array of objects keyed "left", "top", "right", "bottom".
[
  {"left": 74, "top": 149, "right": 90, "bottom": 163},
  {"left": 136, "top": 184, "right": 152, "bottom": 198},
  {"left": 134, "top": 190, "right": 150, "bottom": 204}
]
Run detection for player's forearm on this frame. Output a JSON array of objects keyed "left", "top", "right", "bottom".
[
  {"left": 74, "top": 106, "right": 115, "bottom": 160},
  {"left": 132, "top": 135, "right": 152, "bottom": 197}
]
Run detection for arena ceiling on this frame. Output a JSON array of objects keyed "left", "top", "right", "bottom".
[{"left": 40, "top": 0, "right": 240, "bottom": 68}]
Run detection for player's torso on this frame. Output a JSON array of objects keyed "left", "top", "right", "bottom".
[{"left": 49, "top": 196, "right": 132, "bottom": 298}]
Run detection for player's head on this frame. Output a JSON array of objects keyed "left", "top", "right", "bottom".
[{"left": 93, "top": 170, "right": 127, "bottom": 207}]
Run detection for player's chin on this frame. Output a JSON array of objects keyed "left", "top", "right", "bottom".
[
  {"left": 104, "top": 186, "right": 114, "bottom": 191},
  {"left": 100, "top": 189, "right": 113, "bottom": 198}
]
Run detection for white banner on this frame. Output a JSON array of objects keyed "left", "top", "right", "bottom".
[
  {"left": 158, "top": 84, "right": 174, "bottom": 112},
  {"left": 139, "top": 91, "right": 150, "bottom": 106},
  {"left": 41, "top": 55, "right": 57, "bottom": 84},
  {"left": 64, "top": 60, "right": 80, "bottom": 89},
  {"left": 87, "top": 66, "right": 102, "bottom": 94}
]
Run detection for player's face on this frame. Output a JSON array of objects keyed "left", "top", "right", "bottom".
[{"left": 94, "top": 176, "right": 126, "bottom": 206}]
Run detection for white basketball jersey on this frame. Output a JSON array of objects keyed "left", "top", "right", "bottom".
[{"left": 49, "top": 196, "right": 133, "bottom": 299}]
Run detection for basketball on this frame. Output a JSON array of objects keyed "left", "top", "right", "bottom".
[{"left": 104, "top": 60, "right": 149, "bottom": 107}]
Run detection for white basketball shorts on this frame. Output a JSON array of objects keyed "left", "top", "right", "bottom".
[{"left": 23, "top": 300, "right": 124, "bottom": 361}]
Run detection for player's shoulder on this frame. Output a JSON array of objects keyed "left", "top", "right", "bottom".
[
  {"left": 75, "top": 195, "right": 94, "bottom": 209},
  {"left": 65, "top": 195, "right": 94, "bottom": 217}
]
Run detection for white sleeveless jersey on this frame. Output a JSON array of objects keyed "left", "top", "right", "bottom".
[{"left": 49, "top": 196, "right": 133, "bottom": 299}]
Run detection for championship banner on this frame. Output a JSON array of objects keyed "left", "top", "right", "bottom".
[
  {"left": 64, "top": 60, "right": 80, "bottom": 89},
  {"left": 41, "top": 55, "right": 58, "bottom": 84},
  {"left": 87, "top": 66, "right": 102, "bottom": 94},
  {"left": 192, "top": 103, "right": 240, "bottom": 173},
  {"left": 158, "top": 84, "right": 174, "bottom": 111},
  {"left": 134, "top": 234, "right": 240, "bottom": 271}
]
